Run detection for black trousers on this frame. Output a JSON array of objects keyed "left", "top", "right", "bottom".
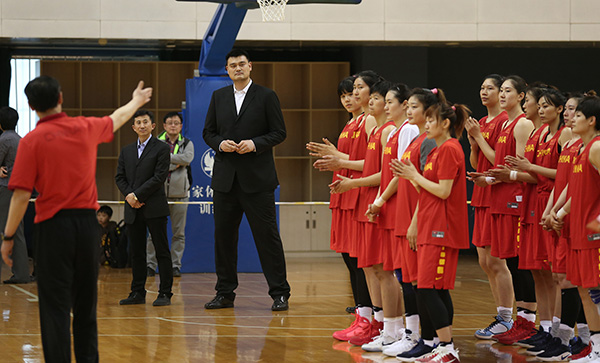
[
  {"left": 35, "top": 209, "right": 99, "bottom": 363},
  {"left": 128, "top": 214, "right": 173, "bottom": 296},
  {"left": 213, "top": 179, "right": 290, "bottom": 300}
]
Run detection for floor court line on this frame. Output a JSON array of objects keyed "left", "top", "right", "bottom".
[{"left": 10, "top": 285, "right": 38, "bottom": 302}]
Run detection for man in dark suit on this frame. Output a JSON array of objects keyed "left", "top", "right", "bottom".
[
  {"left": 116, "top": 109, "right": 173, "bottom": 306},
  {"left": 203, "top": 49, "right": 291, "bottom": 311}
]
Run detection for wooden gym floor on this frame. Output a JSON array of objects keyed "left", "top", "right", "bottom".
[{"left": 1, "top": 253, "right": 533, "bottom": 362}]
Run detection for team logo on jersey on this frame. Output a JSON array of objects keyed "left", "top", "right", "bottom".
[
  {"left": 340, "top": 131, "right": 349, "bottom": 139},
  {"left": 558, "top": 155, "right": 571, "bottom": 163},
  {"left": 573, "top": 164, "right": 583, "bottom": 173},
  {"left": 201, "top": 148, "right": 215, "bottom": 178},
  {"left": 537, "top": 148, "right": 551, "bottom": 157},
  {"left": 497, "top": 136, "right": 507, "bottom": 144}
]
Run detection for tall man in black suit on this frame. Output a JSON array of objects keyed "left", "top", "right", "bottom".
[
  {"left": 116, "top": 109, "right": 174, "bottom": 306},
  {"left": 203, "top": 49, "right": 291, "bottom": 311}
]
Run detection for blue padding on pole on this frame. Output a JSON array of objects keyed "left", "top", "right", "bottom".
[{"left": 198, "top": 4, "right": 247, "bottom": 76}]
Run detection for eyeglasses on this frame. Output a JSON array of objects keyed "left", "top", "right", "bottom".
[{"left": 165, "top": 122, "right": 181, "bottom": 126}]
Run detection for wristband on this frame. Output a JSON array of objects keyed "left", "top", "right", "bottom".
[
  {"left": 509, "top": 170, "right": 518, "bottom": 181},
  {"left": 485, "top": 176, "right": 495, "bottom": 184},
  {"left": 556, "top": 208, "right": 567, "bottom": 220},
  {"left": 373, "top": 197, "right": 385, "bottom": 208},
  {"left": 1, "top": 232, "right": 14, "bottom": 241}
]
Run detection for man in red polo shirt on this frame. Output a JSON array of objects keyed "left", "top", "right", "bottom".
[{"left": 0, "top": 75, "right": 152, "bottom": 362}]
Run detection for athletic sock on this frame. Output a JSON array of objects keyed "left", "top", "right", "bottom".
[
  {"left": 406, "top": 314, "right": 420, "bottom": 334},
  {"left": 590, "top": 331, "right": 600, "bottom": 353},
  {"left": 578, "top": 323, "right": 591, "bottom": 345},
  {"left": 357, "top": 306, "right": 373, "bottom": 322},
  {"left": 394, "top": 316, "right": 405, "bottom": 338},
  {"left": 373, "top": 306, "right": 384, "bottom": 322},
  {"left": 557, "top": 324, "right": 574, "bottom": 346},
  {"left": 433, "top": 337, "right": 440, "bottom": 346},
  {"left": 497, "top": 306, "right": 513, "bottom": 322},
  {"left": 424, "top": 339, "right": 434, "bottom": 347},
  {"left": 551, "top": 317, "right": 561, "bottom": 337},
  {"left": 383, "top": 318, "right": 396, "bottom": 340}
]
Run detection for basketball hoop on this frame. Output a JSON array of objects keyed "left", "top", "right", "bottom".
[{"left": 256, "top": 0, "right": 289, "bottom": 22}]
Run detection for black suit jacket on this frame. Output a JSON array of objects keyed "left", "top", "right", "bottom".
[
  {"left": 203, "top": 82, "right": 286, "bottom": 194},
  {"left": 115, "top": 136, "right": 171, "bottom": 224}
]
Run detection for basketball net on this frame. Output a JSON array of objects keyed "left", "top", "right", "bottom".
[{"left": 256, "top": 0, "right": 289, "bottom": 22}]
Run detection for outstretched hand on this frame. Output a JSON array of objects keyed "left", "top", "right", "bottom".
[
  {"left": 505, "top": 154, "right": 531, "bottom": 172},
  {"left": 313, "top": 155, "right": 342, "bottom": 171},
  {"left": 306, "top": 138, "right": 337, "bottom": 158},
  {"left": 132, "top": 80, "right": 153, "bottom": 106}
]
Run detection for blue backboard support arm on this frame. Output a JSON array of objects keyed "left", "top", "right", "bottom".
[{"left": 198, "top": 3, "right": 247, "bottom": 76}]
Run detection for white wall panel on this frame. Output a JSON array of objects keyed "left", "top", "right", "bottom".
[
  {"left": 3, "top": 20, "right": 100, "bottom": 38},
  {"left": 196, "top": 3, "right": 221, "bottom": 22},
  {"left": 571, "top": 0, "right": 600, "bottom": 23},
  {"left": 2, "top": 0, "right": 100, "bottom": 20},
  {"left": 571, "top": 24, "right": 600, "bottom": 41},
  {"left": 291, "top": 0, "right": 382, "bottom": 23},
  {"left": 1, "top": 0, "right": 600, "bottom": 42},
  {"left": 478, "top": 0, "right": 569, "bottom": 24},
  {"left": 386, "top": 0, "right": 477, "bottom": 23},
  {"left": 101, "top": 0, "right": 197, "bottom": 21},
  {"left": 292, "top": 22, "right": 384, "bottom": 41},
  {"left": 386, "top": 23, "right": 477, "bottom": 41},
  {"left": 237, "top": 22, "right": 292, "bottom": 41},
  {"left": 478, "top": 23, "right": 570, "bottom": 41},
  {"left": 101, "top": 20, "right": 196, "bottom": 39}
]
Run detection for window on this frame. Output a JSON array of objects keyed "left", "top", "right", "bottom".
[{"left": 9, "top": 58, "right": 40, "bottom": 137}]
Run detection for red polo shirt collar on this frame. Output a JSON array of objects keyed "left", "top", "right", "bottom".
[{"left": 37, "top": 112, "right": 67, "bottom": 125}]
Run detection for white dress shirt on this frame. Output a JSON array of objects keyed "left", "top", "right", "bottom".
[{"left": 234, "top": 79, "right": 253, "bottom": 114}]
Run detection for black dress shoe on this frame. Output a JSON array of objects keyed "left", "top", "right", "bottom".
[
  {"left": 147, "top": 267, "right": 156, "bottom": 277},
  {"left": 3, "top": 276, "right": 33, "bottom": 284},
  {"left": 152, "top": 293, "right": 172, "bottom": 306},
  {"left": 271, "top": 296, "right": 289, "bottom": 311},
  {"left": 204, "top": 295, "right": 234, "bottom": 309},
  {"left": 119, "top": 292, "right": 146, "bottom": 305},
  {"left": 172, "top": 267, "right": 181, "bottom": 277}
]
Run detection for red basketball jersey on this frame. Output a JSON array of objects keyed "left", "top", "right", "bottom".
[
  {"left": 354, "top": 121, "right": 395, "bottom": 222},
  {"left": 536, "top": 127, "right": 564, "bottom": 194},
  {"left": 330, "top": 117, "right": 359, "bottom": 209},
  {"left": 340, "top": 113, "right": 367, "bottom": 211},
  {"left": 490, "top": 114, "right": 529, "bottom": 216},
  {"left": 522, "top": 124, "right": 549, "bottom": 224},
  {"left": 554, "top": 138, "right": 583, "bottom": 239},
  {"left": 394, "top": 133, "right": 428, "bottom": 237},
  {"left": 569, "top": 136, "right": 600, "bottom": 250},
  {"left": 417, "top": 139, "right": 469, "bottom": 249},
  {"left": 471, "top": 112, "right": 507, "bottom": 208},
  {"left": 378, "top": 122, "right": 409, "bottom": 229}
]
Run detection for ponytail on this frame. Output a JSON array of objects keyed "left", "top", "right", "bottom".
[{"left": 425, "top": 97, "right": 472, "bottom": 139}]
